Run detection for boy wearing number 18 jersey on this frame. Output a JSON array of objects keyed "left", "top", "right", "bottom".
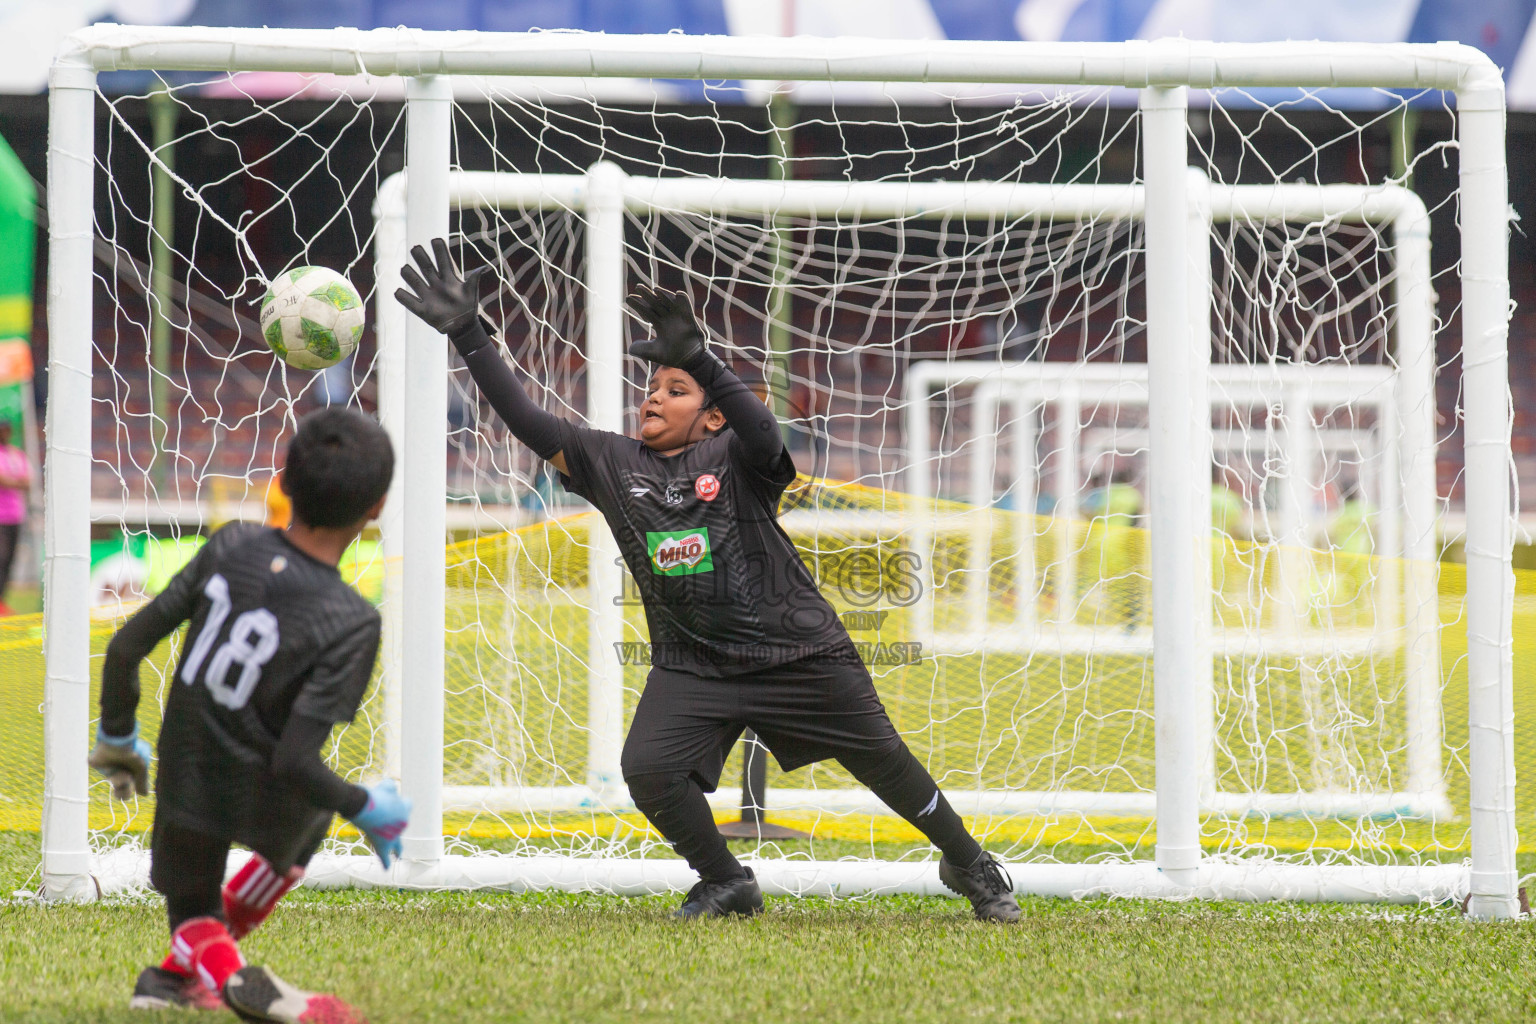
[
  {"left": 89, "top": 408, "right": 411, "bottom": 1022},
  {"left": 398, "top": 239, "right": 1020, "bottom": 923}
]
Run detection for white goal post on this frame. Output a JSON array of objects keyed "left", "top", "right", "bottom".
[{"left": 42, "top": 28, "right": 1517, "bottom": 916}]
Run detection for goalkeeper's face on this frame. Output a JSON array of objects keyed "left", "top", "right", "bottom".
[{"left": 640, "top": 367, "right": 726, "bottom": 453}]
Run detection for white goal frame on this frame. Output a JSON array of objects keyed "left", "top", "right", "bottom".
[{"left": 43, "top": 28, "right": 1517, "bottom": 915}]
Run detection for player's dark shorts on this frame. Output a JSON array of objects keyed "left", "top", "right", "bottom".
[
  {"left": 153, "top": 752, "right": 335, "bottom": 876},
  {"left": 150, "top": 806, "right": 333, "bottom": 930},
  {"left": 620, "top": 646, "right": 906, "bottom": 790}
]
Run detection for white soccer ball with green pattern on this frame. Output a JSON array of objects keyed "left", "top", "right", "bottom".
[{"left": 259, "top": 266, "right": 365, "bottom": 370}]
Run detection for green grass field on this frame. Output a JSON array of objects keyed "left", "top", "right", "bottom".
[
  {"left": 5, "top": 520, "right": 1536, "bottom": 1020},
  {"left": 3, "top": 830, "right": 1536, "bottom": 1024}
]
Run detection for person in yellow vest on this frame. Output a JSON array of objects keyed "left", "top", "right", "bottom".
[
  {"left": 1081, "top": 467, "right": 1144, "bottom": 625},
  {"left": 265, "top": 473, "right": 292, "bottom": 529},
  {"left": 1210, "top": 463, "right": 1252, "bottom": 599},
  {"left": 1308, "top": 479, "right": 1376, "bottom": 625},
  {"left": 1210, "top": 463, "right": 1250, "bottom": 541},
  {"left": 1326, "top": 480, "right": 1375, "bottom": 557}
]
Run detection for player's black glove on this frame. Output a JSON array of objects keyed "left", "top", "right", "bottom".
[
  {"left": 626, "top": 285, "right": 726, "bottom": 390},
  {"left": 88, "top": 724, "right": 152, "bottom": 802},
  {"left": 396, "top": 237, "right": 493, "bottom": 354}
]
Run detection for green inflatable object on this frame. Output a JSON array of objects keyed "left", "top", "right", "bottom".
[{"left": 0, "top": 131, "right": 35, "bottom": 441}]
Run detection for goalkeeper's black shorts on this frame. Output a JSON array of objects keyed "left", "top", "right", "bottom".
[
  {"left": 619, "top": 644, "right": 906, "bottom": 790},
  {"left": 153, "top": 775, "right": 335, "bottom": 878}
]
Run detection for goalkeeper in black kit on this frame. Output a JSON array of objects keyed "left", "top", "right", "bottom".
[
  {"left": 398, "top": 239, "right": 1019, "bottom": 922},
  {"left": 89, "top": 408, "right": 410, "bottom": 1021}
]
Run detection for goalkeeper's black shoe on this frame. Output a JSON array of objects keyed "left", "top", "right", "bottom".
[
  {"left": 222, "top": 965, "right": 366, "bottom": 1024},
  {"left": 674, "top": 867, "right": 764, "bottom": 919},
  {"left": 128, "top": 965, "right": 223, "bottom": 1011},
  {"left": 939, "top": 851, "right": 1022, "bottom": 923}
]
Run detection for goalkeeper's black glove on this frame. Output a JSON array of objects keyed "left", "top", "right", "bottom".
[
  {"left": 625, "top": 285, "right": 726, "bottom": 390},
  {"left": 395, "top": 237, "right": 493, "bottom": 355}
]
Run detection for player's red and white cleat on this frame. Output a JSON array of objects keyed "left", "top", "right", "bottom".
[
  {"left": 129, "top": 965, "right": 224, "bottom": 1011},
  {"left": 221, "top": 965, "right": 366, "bottom": 1024}
]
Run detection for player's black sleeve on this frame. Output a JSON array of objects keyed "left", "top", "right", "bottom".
[
  {"left": 729, "top": 432, "right": 798, "bottom": 495},
  {"left": 451, "top": 319, "right": 564, "bottom": 461},
  {"left": 291, "top": 616, "right": 381, "bottom": 725},
  {"left": 692, "top": 360, "right": 786, "bottom": 470},
  {"left": 271, "top": 712, "right": 369, "bottom": 817},
  {"left": 552, "top": 418, "right": 615, "bottom": 503},
  {"left": 99, "top": 539, "right": 212, "bottom": 737},
  {"left": 690, "top": 359, "right": 798, "bottom": 493}
]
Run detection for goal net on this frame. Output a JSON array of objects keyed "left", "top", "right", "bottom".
[{"left": 24, "top": 29, "right": 1522, "bottom": 913}]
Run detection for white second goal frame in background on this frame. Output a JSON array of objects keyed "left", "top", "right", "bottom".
[
  {"left": 372, "top": 170, "right": 1444, "bottom": 823},
  {"left": 42, "top": 28, "right": 1517, "bottom": 915}
]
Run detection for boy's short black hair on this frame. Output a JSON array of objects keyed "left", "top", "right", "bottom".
[{"left": 283, "top": 407, "right": 394, "bottom": 529}]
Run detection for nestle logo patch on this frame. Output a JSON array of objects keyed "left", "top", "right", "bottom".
[
  {"left": 695, "top": 474, "right": 720, "bottom": 502},
  {"left": 647, "top": 528, "right": 714, "bottom": 575},
  {"left": 654, "top": 533, "right": 707, "bottom": 570}
]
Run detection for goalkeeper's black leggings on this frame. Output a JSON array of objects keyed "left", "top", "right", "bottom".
[
  {"left": 150, "top": 817, "right": 327, "bottom": 932},
  {"left": 627, "top": 744, "right": 983, "bottom": 883},
  {"left": 151, "top": 820, "right": 236, "bottom": 932}
]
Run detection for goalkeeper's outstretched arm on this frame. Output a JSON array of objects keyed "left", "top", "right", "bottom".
[
  {"left": 395, "top": 239, "right": 568, "bottom": 475},
  {"left": 452, "top": 320, "right": 568, "bottom": 475}
]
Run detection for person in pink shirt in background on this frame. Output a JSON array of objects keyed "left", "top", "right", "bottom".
[{"left": 0, "top": 420, "right": 31, "bottom": 614}]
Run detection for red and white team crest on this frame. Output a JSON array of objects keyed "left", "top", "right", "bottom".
[{"left": 695, "top": 474, "right": 720, "bottom": 502}]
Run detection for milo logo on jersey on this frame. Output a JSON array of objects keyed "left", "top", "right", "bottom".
[{"left": 647, "top": 528, "right": 714, "bottom": 576}]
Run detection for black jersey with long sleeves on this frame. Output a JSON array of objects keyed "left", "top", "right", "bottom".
[
  {"left": 556, "top": 422, "right": 850, "bottom": 677},
  {"left": 114, "top": 522, "right": 379, "bottom": 848}
]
